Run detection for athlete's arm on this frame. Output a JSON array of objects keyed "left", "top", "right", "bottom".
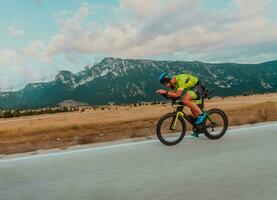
[{"left": 167, "top": 90, "right": 182, "bottom": 98}]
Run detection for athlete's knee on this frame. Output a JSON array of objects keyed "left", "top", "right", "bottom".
[{"left": 182, "top": 98, "right": 191, "bottom": 105}]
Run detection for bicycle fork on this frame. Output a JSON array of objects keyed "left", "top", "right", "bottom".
[{"left": 170, "top": 112, "right": 184, "bottom": 130}]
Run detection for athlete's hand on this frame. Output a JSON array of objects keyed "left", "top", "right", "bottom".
[{"left": 156, "top": 89, "right": 167, "bottom": 95}]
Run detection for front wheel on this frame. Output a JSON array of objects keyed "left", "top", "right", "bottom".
[
  {"left": 203, "top": 109, "right": 228, "bottom": 139},
  {"left": 156, "top": 113, "right": 186, "bottom": 145}
]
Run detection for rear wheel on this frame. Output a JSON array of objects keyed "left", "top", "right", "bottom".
[
  {"left": 156, "top": 113, "right": 186, "bottom": 145},
  {"left": 203, "top": 109, "right": 228, "bottom": 139}
]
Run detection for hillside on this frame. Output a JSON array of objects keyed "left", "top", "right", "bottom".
[{"left": 0, "top": 57, "right": 276, "bottom": 109}]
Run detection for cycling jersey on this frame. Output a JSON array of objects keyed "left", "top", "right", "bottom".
[{"left": 173, "top": 74, "right": 199, "bottom": 91}]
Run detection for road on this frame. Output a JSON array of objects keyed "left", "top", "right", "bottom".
[{"left": 0, "top": 122, "right": 277, "bottom": 200}]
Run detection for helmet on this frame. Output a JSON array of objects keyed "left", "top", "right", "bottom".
[{"left": 159, "top": 72, "right": 172, "bottom": 85}]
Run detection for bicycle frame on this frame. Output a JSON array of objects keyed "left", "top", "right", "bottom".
[
  {"left": 167, "top": 88, "right": 217, "bottom": 130},
  {"left": 157, "top": 89, "right": 228, "bottom": 144},
  {"left": 169, "top": 103, "right": 216, "bottom": 130},
  {"left": 170, "top": 105, "right": 195, "bottom": 130}
]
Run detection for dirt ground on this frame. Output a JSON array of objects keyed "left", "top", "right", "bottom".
[{"left": 1, "top": 93, "right": 277, "bottom": 155}]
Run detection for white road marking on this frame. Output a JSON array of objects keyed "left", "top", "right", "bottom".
[{"left": 0, "top": 122, "right": 276, "bottom": 164}]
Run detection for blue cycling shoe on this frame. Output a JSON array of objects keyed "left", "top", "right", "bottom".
[{"left": 195, "top": 112, "right": 207, "bottom": 125}]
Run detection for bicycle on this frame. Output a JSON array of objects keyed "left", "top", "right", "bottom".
[{"left": 156, "top": 89, "right": 228, "bottom": 145}]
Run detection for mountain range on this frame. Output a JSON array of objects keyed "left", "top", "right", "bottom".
[{"left": 0, "top": 57, "right": 276, "bottom": 109}]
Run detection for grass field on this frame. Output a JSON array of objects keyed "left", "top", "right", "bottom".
[{"left": 1, "top": 93, "right": 277, "bottom": 155}]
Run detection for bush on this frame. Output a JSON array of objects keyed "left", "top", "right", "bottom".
[
  {"left": 151, "top": 101, "right": 159, "bottom": 105},
  {"left": 0, "top": 106, "right": 76, "bottom": 118},
  {"left": 3, "top": 111, "right": 13, "bottom": 118},
  {"left": 62, "top": 107, "right": 70, "bottom": 112}
]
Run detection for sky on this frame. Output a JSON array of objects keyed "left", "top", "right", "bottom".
[{"left": 0, "top": 0, "right": 277, "bottom": 91}]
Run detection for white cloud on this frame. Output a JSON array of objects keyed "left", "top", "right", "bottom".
[
  {"left": 22, "top": 40, "right": 52, "bottom": 63},
  {"left": 47, "top": 34, "right": 67, "bottom": 55},
  {"left": 52, "top": 10, "right": 74, "bottom": 18},
  {"left": 46, "top": 2, "right": 90, "bottom": 56},
  {"left": 43, "top": 0, "right": 277, "bottom": 62},
  {"left": 120, "top": 0, "right": 162, "bottom": 17},
  {"left": 8, "top": 25, "right": 24, "bottom": 37},
  {"left": 22, "top": 40, "right": 45, "bottom": 57},
  {"left": 1, "top": 0, "right": 277, "bottom": 91},
  {"left": 0, "top": 50, "right": 19, "bottom": 65},
  {"left": 59, "top": 2, "right": 89, "bottom": 33}
]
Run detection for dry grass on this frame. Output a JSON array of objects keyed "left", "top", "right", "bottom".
[{"left": 1, "top": 93, "right": 277, "bottom": 155}]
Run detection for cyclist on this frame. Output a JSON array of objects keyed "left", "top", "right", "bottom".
[{"left": 157, "top": 72, "right": 207, "bottom": 125}]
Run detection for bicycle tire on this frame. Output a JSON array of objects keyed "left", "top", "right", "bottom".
[
  {"left": 156, "top": 113, "right": 186, "bottom": 145},
  {"left": 203, "top": 108, "right": 228, "bottom": 139}
]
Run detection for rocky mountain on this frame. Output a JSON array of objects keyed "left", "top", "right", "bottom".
[{"left": 0, "top": 57, "right": 276, "bottom": 109}]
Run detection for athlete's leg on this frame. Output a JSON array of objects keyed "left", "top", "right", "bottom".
[
  {"left": 182, "top": 93, "right": 202, "bottom": 117},
  {"left": 191, "top": 109, "right": 198, "bottom": 118}
]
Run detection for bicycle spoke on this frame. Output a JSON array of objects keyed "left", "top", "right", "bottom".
[
  {"left": 205, "top": 112, "right": 224, "bottom": 136},
  {"left": 158, "top": 114, "right": 185, "bottom": 145}
]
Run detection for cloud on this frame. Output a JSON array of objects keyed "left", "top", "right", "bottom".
[
  {"left": 0, "top": 62, "right": 49, "bottom": 91},
  {"left": 46, "top": 2, "right": 90, "bottom": 56},
  {"left": 120, "top": 0, "right": 162, "bottom": 17},
  {"left": 59, "top": 2, "right": 90, "bottom": 33},
  {"left": 8, "top": 25, "right": 24, "bottom": 37},
  {"left": 47, "top": 34, "right": 67, "bottom": 55},
  {"left": 42, "top": 0, "right": 276, "bottom": 63},
  {"left": 22, "top": 40, "right": 45, "bottom": 57},
  {"left": 1, "top": 0, "right": 277, "bottom": 91},
  {"left": 52, "top": 10, "right": 74, "bottom": 18},
  {"left": 22, "top": 40, "right": 52, "bottom": 63},
  {"left": 0, "top": 50, "right": 19, "bottom": 65}
]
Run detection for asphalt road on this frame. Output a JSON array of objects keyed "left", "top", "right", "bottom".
[{"left": 0, "top": 122, "right": 277, "bottom": 200}]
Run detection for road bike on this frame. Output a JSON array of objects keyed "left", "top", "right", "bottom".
[{"left": 156, "top": 89, "right": 228, "bottom": 145}]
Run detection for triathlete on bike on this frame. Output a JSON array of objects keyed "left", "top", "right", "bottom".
[{"left": 157, "top": 72, "right": 207, "bottom": 125}]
